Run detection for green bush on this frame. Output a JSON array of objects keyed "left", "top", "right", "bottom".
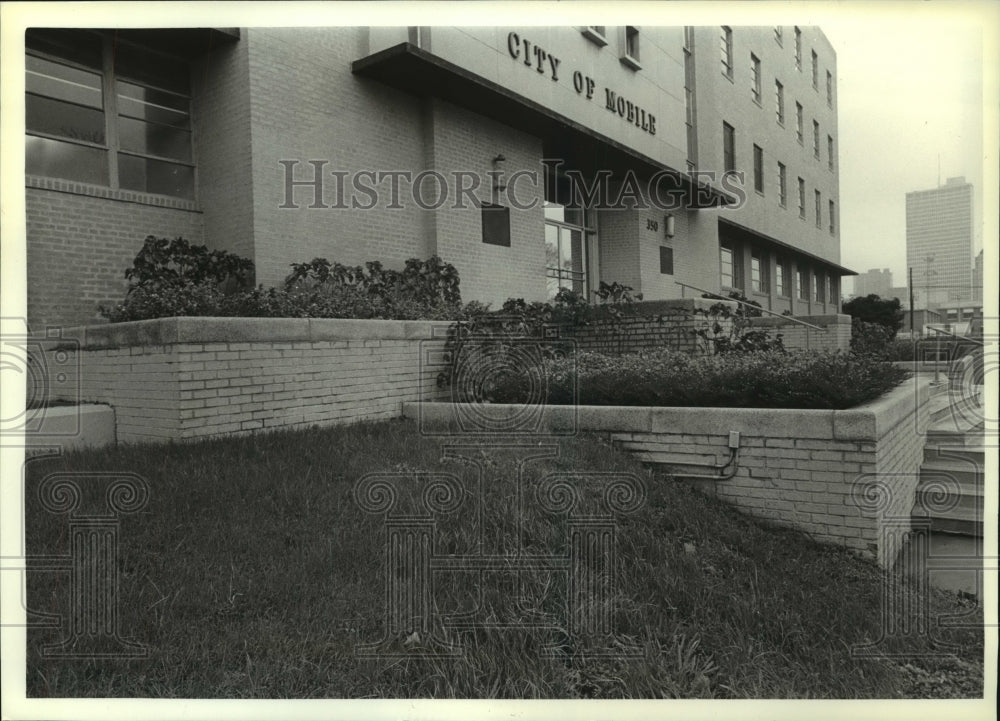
[
  {"left": 850, "top": 318, "right": 894, "bottom": 357},
  {"left": 101, "top": 237, "right": 471, "bottom": 322},
  {"left": 478, "top": 348, "right": 910, "bottom": 410}
]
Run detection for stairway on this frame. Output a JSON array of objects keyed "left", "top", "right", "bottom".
[{"left": 905, "top": 383, "right": 986, "bottom": 598}]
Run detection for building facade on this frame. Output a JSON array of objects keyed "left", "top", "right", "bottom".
[
  {"left": 852, "top": 268, "right": 894, "bottom": 299},
  {"left": 24, "top": 25, "right": 852, "bottom": 329},
  {"left": 905, "top": 176, "right": 975, "bottom": 310}
]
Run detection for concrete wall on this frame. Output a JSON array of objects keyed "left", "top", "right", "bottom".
[
  {"left": 35, "top": 317, "right": 449, "bottom": 444},
  {"left": 406, "top": 377, "right": 932, "bottom": 567}
]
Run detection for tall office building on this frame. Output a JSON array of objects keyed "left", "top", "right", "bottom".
[{"left": 905, "top": 176, "right": 974, "bottom": 309}]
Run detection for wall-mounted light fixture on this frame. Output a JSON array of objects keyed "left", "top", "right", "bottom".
[
  {"left": 664, "top": 213, "right": 675, "bottom": 239},
  {"left": 491, "top": 154, "right": 507, "bottom": 204}
]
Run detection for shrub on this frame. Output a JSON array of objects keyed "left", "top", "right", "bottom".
[
  {"left": 480, "top": 348, "right": 909, "bottom": 410},
  {"left": 850, "top": 318, "right": 894, "bottom": 357},
  {"left": 101, "top": 237, "right": 471, "bottom": 322},
  {"left": 694, "top": 292, "right": 784, "bottom": 355},
  {"left": 842, "top": 294, "right": 903, "bottom": 339}
]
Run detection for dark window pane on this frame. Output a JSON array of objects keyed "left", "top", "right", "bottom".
[
  {"left": 660, "top": 246, "right": 674, "bottom": 275},
  {"left": 118, "top": 116, "right": 192, "bottom": 161},
  {"left": 481, "top": 204, "right": 510, "bottom": 247},
  {"left": 118, "top": 153, "right": 194, "bottom": 199},
  {"left": 26, "top": 94, "right": 105, "bottom": 144},
  {"left": 25, "top": 28, "right": 102, "bottom": 69},
  {"left": 26, "top": 136, "right": 107, "bottom": 184},
  {"left": 113, "top": 41, "right": 189, "bottom": 93},
  {"left": 26, "top": 55, "right": 103, "bottom": 108},
  {"left": 117, "top": 80, "right": 190, "bottom": 122}
]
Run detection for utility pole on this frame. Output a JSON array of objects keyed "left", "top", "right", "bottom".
[{"left": 909, "top": 267, "right": 914, "bottom": 336}]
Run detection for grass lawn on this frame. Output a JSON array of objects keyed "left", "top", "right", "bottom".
[{"left": 24, "top": 419, "right": 982, "bottom": 698}]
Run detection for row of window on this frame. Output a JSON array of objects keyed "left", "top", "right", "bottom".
[
  {"left": 721, "top": 242, "right": 839, "bottom": 303},
  {"left": 582, "top": 26, "right": 641, "bottom": 69},
  {"left": 725, "top": 26, "right": 833, "bottom": 108},
  {"left": 775, "top": 83, "right": 834, "bottom": 169},
  {"left": 723, "top": 122, "right": 836, "bottom": 235},
  {"left": 25, "top": 29, "right": 195, "bottom": 200}
]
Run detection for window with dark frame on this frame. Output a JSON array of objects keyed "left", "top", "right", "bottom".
[
  {"left": 751, "top": 250, "right": 768, "bottom": 294},
  {"left": 723, "top": 122, "right": 736, "bottom": 173},
  {"left": 813, "top": 119, "right": 820, "bottom": 158},
  {"left": 794, "top": 26, "right": 802, "bottom": 69},
  {"left": 775, "top": 256, "right": 788, "bottom": 297},
  {"left": 481, "top": 203, "right": 511, "bottom": 247},
  {"left": 659, "top": 246, "right": 674, "bottom": 275},
  {"left": 753, "top": 144, "right": 764, "bottom": 193},
  {"left": 721, "top": 26, "right": 733, "bottom": 78},
  {"left": 795, "top": 102, "right": 803, "bottom": 144},
  {"left": 797, "top": 267, "right": 808, "bottom": 299},
  {"left": 828, "top": 135, "right": 835, "bottom": 170},
  {"left": 774, "top": 26, "right": 783, "bottom": 45},
  {"left": 775, "top": 79, "right": 784, "bottom": 124},
  {"left": 797, "top": 177, "right": 806, "bottom": 218},
  {"left": 826, "top": 69, "right": 833, "bottom": 106},
  {"left": 815, "top": 189, "right": 822, "bottom": 228},
  {"left": 25, "top": 28, "right": 195, "bottom": 200},
  {"left": 777, "top": 161, "right": 787, "bottom": 207},
  {"left": 751, "top": 53, "right": 761, "bottom": 103},
  {"left": 829, "top": 199, "right": 836, "bottom": 234},
  {"left": 811, "top": 49, "right": 818, "bottom": 89}
]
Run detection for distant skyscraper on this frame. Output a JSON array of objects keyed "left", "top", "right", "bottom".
[
  {"left": 905, "top": 176, "right": 974, "bottom": 309},
  {"left": 852, "top": 268, "right": 893, "bottom": 298},
  {"left": 972, "top": 248, "right": 983, "bottom": 302}
]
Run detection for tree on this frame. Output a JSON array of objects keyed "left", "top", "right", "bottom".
[{"left": 842, "top": 294, "right": 904, "bottom": 338}]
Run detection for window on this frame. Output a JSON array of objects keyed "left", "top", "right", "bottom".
[
  {"left": 775, "top": 257, "right": 789, "bottom": 297},
  {"left": 794, "top": 27, "right": 802, "bottom": 69},
  {"left": 723, "top": 122, "right": 736, "bottom": 173},
  {"left": 751, "top": 53, "right": 761, "bottom": 103},
  {"left": 829, "top": 275, "right": 838, "bottom": 305},
  {"left": 777, "top": 162, "right": 787, "bottom": 206},
  {"left": 751, "top": 250, "right": 768, "bottom": 294},
  {"left": 582, "top": 26, "right": 608, "bottom": 46},
  {"left": 481, "top": 203, "right": 511, "bottom": 246},
  {"left": 826, "top": 70, "right": 833, "bottom": 106},
  {"left": 829, "top": 199, "right": 836, "bottom": 234},
  {"left": 544, "top": 171, "right": 595, "bottom": 299},
  {"left": 811, "top": 49, "right": 818, "bottom": 89},
  {"left": 753, "top": 144, "right": 764, "bottom": 193},
  {"left": 775, "top": 79, "right": 785, "bottom": 124},
  {"left": 815, "top": 189, "right": 822, "bottom": 228},
  {"left": 621, "top": 26, "right": 641, "bottom": 68},
  {"left": 797, "top": 177, "right": 806, "bottom": 218},
  {"left": 827, "top": 135, "right": 835, "bottom": 170},
  {"left": 659, "top": 246, "right": 674, "bottom": 275},
  {"left": 813, "top": 120, "right": 820, "bottom": 158},
  {"left": 814, "top": 271, "right": 824, "bottom": 302},
  {"left": 795, "top": 102, "right": 803, "bottom": 144},
  {"left": 797, "top": 267, "right": 808, "bottom": 300},
  {"left": 720, "top": 242, "right": 741, "bottom": 289},
  {"left": 774, "top": 26, "right": 783, "bottom": 45},
  {"left": 721, "top": 26, "right": 733, "bottom": 78},
  {"left": 25, "top": 29, "right": 194, "bottom": 199}
]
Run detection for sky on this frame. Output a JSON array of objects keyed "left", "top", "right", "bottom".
[{"left": 825, "top": 15, "right": 988, "bottom": 295}]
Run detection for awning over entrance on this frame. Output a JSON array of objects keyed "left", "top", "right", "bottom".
[
  {"left": 352, "top": 42, "right": 733, "bottom": 209},
  {"left": 719, "top": 218, "right": 857, "bottom": 276}
]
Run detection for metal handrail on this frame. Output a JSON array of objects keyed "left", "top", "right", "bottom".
[
  {"left": 924, "top": 325, "right": 985, "bottom": 346},
  {"left": 675, "top": 281, "right": 827, "bottom": 332}
]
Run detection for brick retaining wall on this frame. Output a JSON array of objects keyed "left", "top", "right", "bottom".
[
  {"left": 551, "top": 299, "right": 850, "bottom": 355},
  {"left": 406, "top": 377, "right": 930, "bottom": 567},
  {"left": 36, "top": 317, "right": 450, "bottom": 444}
]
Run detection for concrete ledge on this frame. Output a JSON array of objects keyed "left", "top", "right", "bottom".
[
  {"left": 406, "top": 378, "right": 929, "bottom": 442},
  {"left": 54, "top": 316, "right": 453, "bottom": 349},
  {"left": 24, "top": 404, "right": 115, "bottom": 453}
]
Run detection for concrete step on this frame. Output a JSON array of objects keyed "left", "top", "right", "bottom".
[
  {"left": 923, "top": 444, "right": 987, "bottom": 466},
  {"left": 911, "top": 507, "right": 984, "bottom": 537},
  {"left": 913, "top": 479, "right": 983, "bottom": 512}
]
